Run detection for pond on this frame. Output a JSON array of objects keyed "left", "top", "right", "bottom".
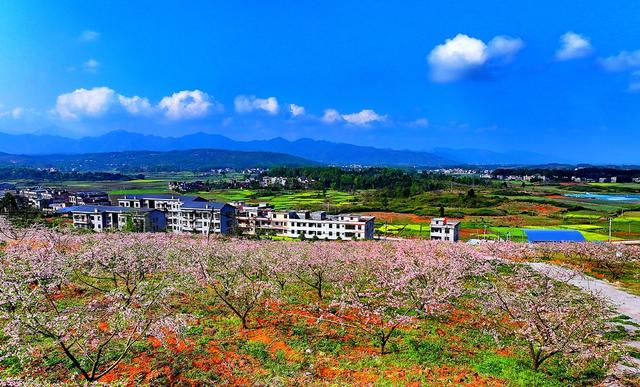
[{"left": 565, "top": 193, "right": 640, "bottom": 202}]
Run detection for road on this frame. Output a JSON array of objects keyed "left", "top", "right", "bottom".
[
  {"left": 524, "top": 261, "right": 640, "bottom": 383},
  {"left": 526, "top": 262, "right": 640, "bottom": 325}
]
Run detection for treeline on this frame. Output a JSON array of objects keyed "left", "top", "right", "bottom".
[
  {"left": 264, "top": 167, "right": 490, "bottom": 196},
  {"left": 493, "top": 167, "right": 640, "bottom": 182},
  {"left": 0, "top": 167, "right": 137, "bottom": 182}
]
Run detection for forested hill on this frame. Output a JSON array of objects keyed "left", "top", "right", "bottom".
[{"left": 0, "top": 149, "right": 317, "bottom": 172}]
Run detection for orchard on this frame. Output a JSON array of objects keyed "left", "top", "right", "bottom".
[{"left": 0, "top": 220, "right": 635, "bottom": 385}]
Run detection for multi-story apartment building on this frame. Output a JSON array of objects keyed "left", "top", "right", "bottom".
[
  {"left": 233, "top": 202, "right": 375, "bottom": 240},
  {"left": 271, "top": 211, "right": 375, "bottom": 240},
  {"left": 59, "top": 205, "right": 166, "bottom": 233},
  {"left": 67, "top": 191, "right": 111, "bottom": 206},
  {"left": 232, "top": 202, "right": 274, "bottom": 235},
  {"left": 19, "top": 188, "right": 57, "bottom": 210},
  {"left": 429, "top": 217, "right": 460, "bottom": 242},
  {"left": 18, "top": 188, "right": 109, "bottom": 211},
  {"left": 116, "top": 194, "right": 235, "bottom": 235}
]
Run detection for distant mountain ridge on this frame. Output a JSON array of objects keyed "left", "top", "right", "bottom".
[
  {"left": 0, "top": 130, "right": 558, "bottom": 166},
  {"left": 0, "top": 149, "right": 316, "bottom": 172}
]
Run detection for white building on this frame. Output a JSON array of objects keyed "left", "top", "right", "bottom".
[
  {"left": 116, "top": 194, "right": 236, "bottom": 235},
  {"left": 430, "top": 217, "right": 460, "bottom": 242},
  {"left": 59, "top": 205, "right": 166, "bottom": 233},
  {"left": 233, "top": 202, "right": 375, "bottom": 240}
]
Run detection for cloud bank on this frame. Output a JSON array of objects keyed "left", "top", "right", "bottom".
[{"left": 54, "top": 87, "right": 222, "bottom": 121}]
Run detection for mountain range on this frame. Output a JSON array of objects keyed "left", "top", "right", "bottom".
[
  {"left": 0, "top": 130, "right": 561, "bottom": 166},
  {"left": 0, "top": 149, "right": 315, "bottom": 172}
]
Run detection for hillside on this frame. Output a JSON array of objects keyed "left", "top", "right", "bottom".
[{"left": 0, "top": 149, "right": 316, "bottom": 172}]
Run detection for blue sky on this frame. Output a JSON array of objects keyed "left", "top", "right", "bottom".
[{"left": 0, "top": 1, "right": 639, "bottom": 163}]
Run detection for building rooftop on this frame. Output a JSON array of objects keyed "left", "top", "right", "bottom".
[
  {"left": 119, "top": 194, "right": 207, "bottom": 202},
  {"left": 431, "top": 217, "right": 461, "bottom": 226},
  {"left": 57, "top": 205, "right": 160, "bottom": 214},
  {"left": 523, "top": 229, "right": 586, "bottom": 243},
  {"left": 180, "top": 201, "right": 229, "bottom": 210}
]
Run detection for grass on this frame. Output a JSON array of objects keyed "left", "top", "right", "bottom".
[
  {"left": 375, "top": 223, "right": 428, "bottom": 238},
  {"left": 109, "top": 188, "right": 172, "bottom": 195}
]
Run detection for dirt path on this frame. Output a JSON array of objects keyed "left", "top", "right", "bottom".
[
  {"left": 524, "top": 262, "right": 640, "bottom": 383},
  {"left": 526, "top": 262, "right": 640, "bottom": 324}
]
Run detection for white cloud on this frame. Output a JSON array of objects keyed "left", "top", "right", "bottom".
[
  {"left": 628, "top": 71, "right": 640, "bottom": 93},
  {"left": 0, "top": 107, "right": 24, "bottom": 119},
  {"left": 555, "top": 32, "right": 593, "bottom": 61},
  {"left": 158, "top": 90, "right": 221, "bottom": 120},
  {"left": 289, "top": 103, "right": 305, "bottom": 117},
  {"left": 55, "top": 87, "right": 118, "bottom": 120},
  {"left": 341, "top": 109, "right": 387, "bottom": 126},
  {"left": 321, "top": 108, "right": 388, "bottom": 126},
  {"left": 427, "top": 33, "right": 523, "bottom": 82},
  {"left": 486, "top": 36, "right": 524, "bottom": 60},
  {"left": 234, "top": 95, "right": 280, "bottom": 115},
  {"left": 321, "top": 109, "right": 342, "bottom": 123},
  {"left": 599, "top": 50, "right": 640, "bottom": 72},
  {"left": 407, "top": 118, "right": 429, "bottom": 128},
  {"left": 118, "top": 95, "right": 152, "bottom": 115},
  {"left": 83, "top": 58, "right": 100, "bottom": 72},
  {"left": 79, "top": 30, "right": 100, "bottom": 42}
]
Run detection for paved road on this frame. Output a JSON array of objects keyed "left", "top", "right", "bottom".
[{"left": 525, "top": 262, "right": 640, "bottom": 325}]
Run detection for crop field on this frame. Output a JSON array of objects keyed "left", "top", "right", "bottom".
[
  {"left": 1, "top": 228, "right": 637, "bottom": 385},
  {"left": 198, "top": 189, "right": 360, "bottom": 211}
]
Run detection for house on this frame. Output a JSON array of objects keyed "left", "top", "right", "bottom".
[
  {"left": 430, "top": 217, "right": 460, "bottom": 242},
  {"left": 58, "top": 205, "right": 166, "bottom": 233},
  {"left": 232, "top": 201, "right": 375, "bottom": 240},
  {"left": 67, "top": 191, "right": 111, "bottom": 206},
  {"left": 232, "top": 202, "right": 275, "bottom": 235},
  {"left": 116, "top": 194, "right": 235, "bottom": 235}
]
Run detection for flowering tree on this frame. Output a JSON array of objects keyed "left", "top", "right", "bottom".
[
  {"left": 324, "top": 242, "right": 411, "bottom": 354},
  {"left": 292, "top": 242, "right": 337, "bottom": 300},
  {"left": 589, "top": 244, "right": 638, "bottom": 280},
  {"left": 190, "top": 240, "right": 276, "bottom": 329},
  {"left": 396, "top": 241, "right": 486, "bottom": 316},
  {"left": 0, "top": 232, "right": 181, "bottom": 382},
  {"left": 263, "top": 241, "right": 295, "bottom": 291},
  {"left": 0, "top": 216, "right": 42, "bottom": 243},
  {"left": 484, "top": 264, "right": 611, "bottom": 371}
]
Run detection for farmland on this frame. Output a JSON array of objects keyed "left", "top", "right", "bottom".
[{"left": 5, "top": 168, "right": 640, "bottom": 242}]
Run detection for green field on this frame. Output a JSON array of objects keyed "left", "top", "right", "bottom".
[{"left": 197, "top": 189, "right": 359, "bottom": 211}]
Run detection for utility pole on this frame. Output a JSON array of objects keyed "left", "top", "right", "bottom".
[{"left": 608, "top": 217, "right": 612, "bottom": 243}]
